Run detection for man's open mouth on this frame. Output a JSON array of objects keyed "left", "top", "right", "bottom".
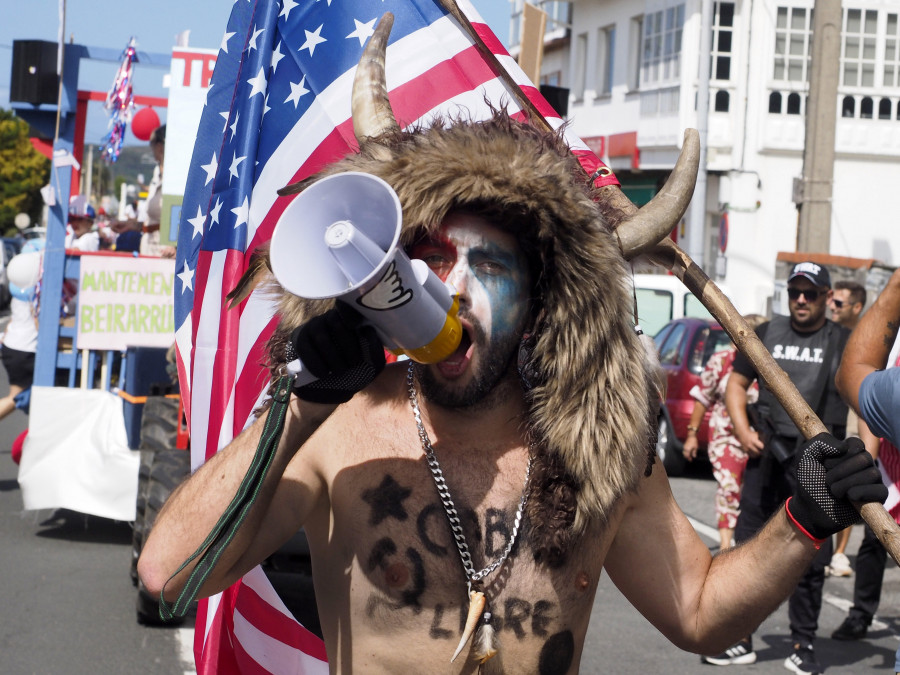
[{"left": 437, "top": 324, "right": 474, "bottom": 377}]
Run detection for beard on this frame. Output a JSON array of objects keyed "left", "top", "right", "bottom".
[{"left": 414, "top": 315, "right": 522, "bottom": 410}]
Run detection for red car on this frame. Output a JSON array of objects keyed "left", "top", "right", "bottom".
[{"left": 653, "top": 318, "right": 732, "bottom": 475}]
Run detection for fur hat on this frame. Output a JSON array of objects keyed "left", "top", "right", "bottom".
[{"left": 256, "top": 113, "right": 656, "bottom": 541}]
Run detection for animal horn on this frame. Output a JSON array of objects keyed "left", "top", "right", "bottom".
[
  {"left": 451, "top": 590, "right": 485, "bottom": 663},
  {"left": 351, "top": 13, "right": 400, "bottom": 145},
  {"left": 613, "top": 129, "right": 700, "bottom": 260}
]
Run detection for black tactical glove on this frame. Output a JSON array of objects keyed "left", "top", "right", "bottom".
[
  {"left": 286, "top": 303, "right": 385, "bottom": 404},
  {"left": 786, "top": 433, "right": 888, "bottom": 541}
]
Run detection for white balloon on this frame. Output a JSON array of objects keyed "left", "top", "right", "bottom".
[{"left": 7, "top": 252, "right": 42, "bottom": 289}]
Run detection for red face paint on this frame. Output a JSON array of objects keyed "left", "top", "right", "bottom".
[{"left": 409, "top": 233, "right": 457, "bottom": 282}]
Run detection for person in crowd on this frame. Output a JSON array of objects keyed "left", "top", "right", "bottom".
[
  {"left": 139, "top": 105, "right": 886, "bottom": 673},
  {"left": 140, "top": 125, "right": 175, "bottom": 258},
  {"left": 827, "top": 280, "right": 873, "bottom": 578},
  {"left": 682, "top": 313, "right": 766, "bottom": 552},
  {"left": 722, "top": 262, "right": 853, "bottom": 674},
  {"left": 832, "top": 270, "right": 900, "bottom": 649},
  {"left": 829, "top": 280, "right": 866, "bottom": 329},
  {"left": 66, "top": 196, "right": 100, "bottom": 252}
]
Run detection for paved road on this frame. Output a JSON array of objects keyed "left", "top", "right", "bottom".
[
  {"left": 579, "top": 461, "right": 900, "bottom": 674},
  {"left": 1, "top": 325, "right": 897, "bottom": 673},
  {"left": 0, "top": 314, "right": 193, "bottom": 675}
]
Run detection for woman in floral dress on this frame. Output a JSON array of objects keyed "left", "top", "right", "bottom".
[{"left": 682, "top": 315, "right": 766, "bottom": 550}]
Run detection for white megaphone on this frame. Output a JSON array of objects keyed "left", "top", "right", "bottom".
[{"left": 269, "top": 172, "right": 462, "bottom": 386}]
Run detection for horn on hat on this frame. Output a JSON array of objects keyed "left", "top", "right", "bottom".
[{"left": 351, "top": 13, "right": 400, "bottom": 148}]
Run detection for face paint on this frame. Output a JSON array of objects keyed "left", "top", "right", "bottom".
[{"left": 410, "top": 213, "right": 532, "bottom": 408}]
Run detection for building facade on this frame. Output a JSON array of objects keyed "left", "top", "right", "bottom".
[{"left": 508, "top": 0, "right": 900, "bottom": 315}]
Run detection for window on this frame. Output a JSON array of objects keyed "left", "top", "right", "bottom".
[
  {"left": 573, "top": 32, "right": 588, "bottom": 99},
  {"left": 597, "top": 25, "right": 616, "bottom": 95},
  {"left": 714, "top": 89, "right": 730, "bottom": 111},
  {"left": 711, "top": 2, "right": 735, "bottom": 81},
  {"left": 541, "top": 71, "right": 562, "bottom": 87},
  {"left": 879, "top": 97, "right": 892, "bottom": 119},
  {"left": 641, "top": 4, "right": 685, "bottom": 86},
  {"left": 842, "top": 95, "right": 856, "bottom": 118},
  {"left": 773, "top": 6, "right": 812, "bottom": 82},
  {"left": 628, "top": 16, "right": 644, "bottom": 90},
  {"left": 842, "top": 8, "right": 878, "bottom": 88},
  {"left": 885, "top": 14, "right": 900, "bottom": 88},
  {"left": 656, "top": 321, "right": 686, "bottom": 365},
  {"left": 787, "top": 92, "right": 801, "bottom": 114},
  {"left": 769, "top": 91, "right": 782, "bottom": 113},
  {"left": 860, "top": 96, "right": 874, "bottom": 118}
]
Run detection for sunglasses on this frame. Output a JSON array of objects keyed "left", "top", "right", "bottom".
[
  {"left": 831, "top": 299, "right": 845, "bottom": 309},
  {"left": 787, "top": 288, "right": 823, "bottom": 302}
]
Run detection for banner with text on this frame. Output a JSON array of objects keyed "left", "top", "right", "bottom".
[{"left": 77, "top": 255, "right": 176, "bottom": 351}]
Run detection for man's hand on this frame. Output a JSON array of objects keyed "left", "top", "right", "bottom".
[
  {"left": 287, "top": 303, "right": 386, "bottom": 404},
  {"left": 736, "top": 427, "right": 764, "bottom": 457},
  {"left": 786, "top": 433, "right": 888, "bottom": 541}
]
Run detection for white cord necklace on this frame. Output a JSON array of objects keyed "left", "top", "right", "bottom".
[{"left": 406, "top": 363, "right": 533, "bottom": 664}]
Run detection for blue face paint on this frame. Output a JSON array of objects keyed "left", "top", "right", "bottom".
[{"left": 410, "top": 213, "right": 532, "bottom": 408}]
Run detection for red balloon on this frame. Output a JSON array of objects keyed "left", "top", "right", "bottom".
[{"left": 132, "top": 107, "right": 161, "bottom": 141}]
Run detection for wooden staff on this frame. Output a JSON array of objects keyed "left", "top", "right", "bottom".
[{"left": 439, "top": 0, "right": 900, "bottom": 565}]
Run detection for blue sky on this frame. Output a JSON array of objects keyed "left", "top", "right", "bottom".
[{"left": 0, "top": 0, "right": 511, "bottom": 146}]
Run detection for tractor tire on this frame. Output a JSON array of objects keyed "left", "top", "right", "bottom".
[
  {"left": 136, "top": 448, "right": 192, "bottom": 626},
  {"left": 133, "top": 396, "right": 189, "bottom": 626},
  {"left": 140, "top": 397, "right": 180, "bottom": 452},
  {"left": 130, "top": 449, "right": 155, "bottom": 586}
]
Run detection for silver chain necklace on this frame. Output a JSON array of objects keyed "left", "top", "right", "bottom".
[{"left": 406, "top": 363, "right": 532, "bottom": 586}]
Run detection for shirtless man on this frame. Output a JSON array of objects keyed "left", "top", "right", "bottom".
[
  {"left": 139, "top": 211, "right": 886, "bottom": 674},
  {"left": 139, "top": 33, "right": 885, "bottom": 671}
]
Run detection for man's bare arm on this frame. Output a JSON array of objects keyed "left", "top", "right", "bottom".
[
  {"left": 836, "top": 268, "right": 900, "bottom": 413},
  {"left": 725, "top": 371, "right": 763, "bottom": 456},
  {"left": 605, "top": 461, "right": 818, "bottom": 654},
  {"left": 138, "top": 397, "right": 336, "bottom": 602}
]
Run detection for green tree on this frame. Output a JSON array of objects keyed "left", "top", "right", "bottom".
[{"left": 0, "top": 109, "right": 50, "bottom": 233}]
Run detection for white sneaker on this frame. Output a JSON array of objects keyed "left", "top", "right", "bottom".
[{"left": 829, "top": 552, "right": 853, "bottom": 577}]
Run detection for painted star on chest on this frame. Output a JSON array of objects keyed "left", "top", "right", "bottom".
[{"left": 362, "top": 475, "right": 413, "bottom": 526}]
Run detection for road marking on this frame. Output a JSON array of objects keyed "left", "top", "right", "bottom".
[{"left": 177, "top": 627, "right": 196, "bottom": 674}]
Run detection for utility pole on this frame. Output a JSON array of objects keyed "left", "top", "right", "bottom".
[
  {"left": 686, "top": 0, "right": 714, "bottom": 269},
  {"left": 796, "top": 0, "right": 841, "bottom": 252}
]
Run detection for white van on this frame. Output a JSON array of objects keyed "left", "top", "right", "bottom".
[{"left": 633, "top": 273, "right": 729, "bottom": 337}]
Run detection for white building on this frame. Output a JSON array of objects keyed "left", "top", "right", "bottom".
[{"left": 508, "top": 0, "right": 900, "bottom": 314}]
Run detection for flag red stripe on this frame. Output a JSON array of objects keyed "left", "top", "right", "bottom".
[
  {"left": 248, "top": 126, "right": 357, "bottom": 255},
  {"left": 232, "top": 315, "right": 280, "bottom": 434},
  {"left": 205, "top": 250, "right": 247, "bottom": 458},
  {"left": 471, "top": 21, "right": 509, "bottom": 57},
  {"left": 197, "top": 592, "right": 241, "bottom": 675},
  {"left": 235, "top": 584, "right": 329, "bottom": 661},
  {"left": 232, "top": 639, "right": 278, "bottom": 675}
]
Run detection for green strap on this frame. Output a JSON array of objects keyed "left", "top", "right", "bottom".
[{"left": 158, "top": 376, "right": 293, "bottom": 620}]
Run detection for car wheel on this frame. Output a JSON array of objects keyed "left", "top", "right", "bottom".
[{"left": 656, "top": 414, "right": 685, "bottom": 477}]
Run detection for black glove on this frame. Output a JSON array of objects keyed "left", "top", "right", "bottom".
[
  {"left": 786, "top": 433, "right": 888, "bottom": 540},
  {"left": 286, "top": 303, "right": 385, "bottom": 404}
]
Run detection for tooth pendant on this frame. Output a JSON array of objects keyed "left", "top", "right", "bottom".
[{"left": 450, "top": 590, "right": 486, "bottom": 662}]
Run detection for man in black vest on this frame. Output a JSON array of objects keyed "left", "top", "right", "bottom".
[{"left": 715, "top": 262, "right": 850, "bottom": 674}]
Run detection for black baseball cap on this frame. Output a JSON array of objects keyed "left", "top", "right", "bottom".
[{"left": 788, "top": 261, "right": 831, "bottom": 288}]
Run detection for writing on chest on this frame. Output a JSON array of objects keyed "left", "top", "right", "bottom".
[{"left": 338, "top": 472, "right": 597, "bottom": 639}]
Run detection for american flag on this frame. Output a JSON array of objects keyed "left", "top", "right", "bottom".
[
  {"left": 877, "top": 349, "right": 900, "bottom": 524},
  {"left": 174, "top": 0, "right": 617, "bottom": 671}
]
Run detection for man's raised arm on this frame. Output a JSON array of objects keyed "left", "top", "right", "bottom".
[
  {"left": 836, "top": 268, "right": 900, "bottom": 413},
  {"left": 138, "top": 398, "right": 336, "bottom": 602},
  {"left": 138, "top": 305, "right": 386, "bottom": 603}
]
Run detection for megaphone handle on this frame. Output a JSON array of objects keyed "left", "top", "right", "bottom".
[{"left": 287, "top": 359, "right": 319, "bottom": 388}]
